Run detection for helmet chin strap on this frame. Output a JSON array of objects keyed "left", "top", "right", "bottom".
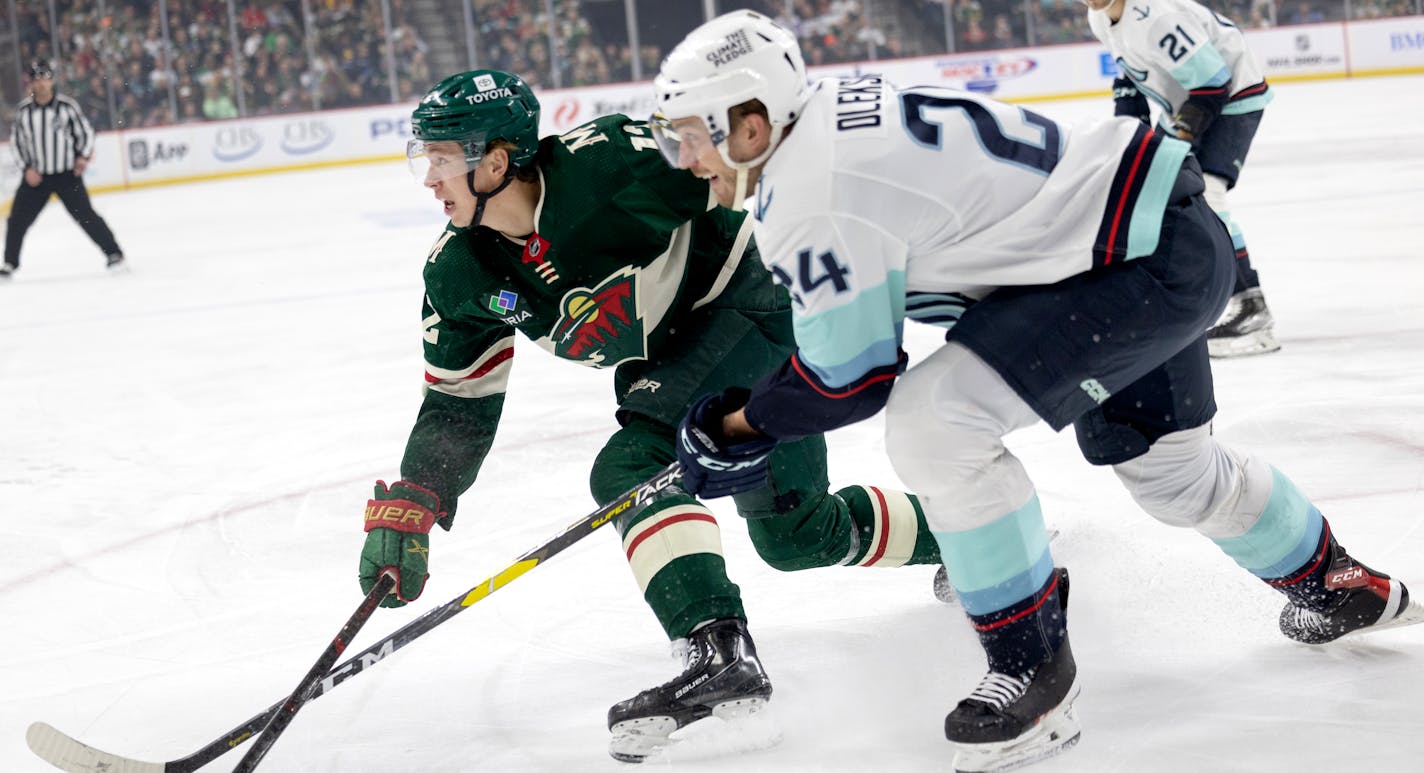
[
  {"left": 467, "top": 168, "right": 516, "bottom": 228},
  {"left": 720, "top": 124, "right": 787, "bottom": 213},
  {"left": 731, "top": 166, "right": 749, "bottom": 213}
]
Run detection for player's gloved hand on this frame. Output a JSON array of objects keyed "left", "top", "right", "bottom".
[
  {"left": 676, "top": 387, "right": 778, "bottom": 499},
  {"left": 1111, "top": 76, "right": 1149, "bottom": 122},
  {"left": 1170, "top": 101, "right": 1212, "bottom": 145},
  {"left": 360, "top": 480, "right": 443, "bottom": 608}
]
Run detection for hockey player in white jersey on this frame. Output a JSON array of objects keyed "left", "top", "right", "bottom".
[
  {"left": 1087, "top": 0, "right": 1279, "bottom": 356},
  {"left": 650, "top": 10, "right": 1419, "bottom": 773}
]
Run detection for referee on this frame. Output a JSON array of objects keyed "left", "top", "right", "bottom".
[{"left": 2, "top": 60, "right": 123, "bottom": 279}]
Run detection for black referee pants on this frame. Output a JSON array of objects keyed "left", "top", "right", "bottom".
[{"left": 5, "top": 171, "right": 121, "bottom": 268}]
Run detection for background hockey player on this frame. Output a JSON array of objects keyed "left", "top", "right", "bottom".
[
  {"left": 651, "top": 11, "right": 1418, "bottom": 773},
  {"left": 1086, "top": 0, "right": 1278, "bottom": 357},
  {"left": 357, "top": 69, "right": 942, "bottom": 763}
]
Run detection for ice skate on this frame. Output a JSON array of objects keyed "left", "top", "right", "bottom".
[
  {"left": 607, "top": 618, "right": 776, "bottom": 763},
  {"left": 105, "top": 253, "right": 129, "bottom": 274},
  {"left": 934, "top": 564, "right": 955, "bottom": 604},
  {"left": 1207, "top": 287, "right": 1279, "bottom": 357},
  {"left": 946, "top": 636, "right": 1081, "bottom": 773},
  {"left": 1280, "top": 555, "right": 1418, "bottom": 644},
  {"left": 0, "top": 262, "right": 14, "bottom": 280},
  {"left": 945, "top": 568, "right": 1076, "bottom": 772}
]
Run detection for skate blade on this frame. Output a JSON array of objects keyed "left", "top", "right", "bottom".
[
  {"left": 952, "top": 685, "right": 1082, "bottom": 773},
  {"left": 1341, "top": 598, "right": 1424, "bottom": 641},
  {"left": 1208, "top": 329, "right": 1280, "bottom": 358},
  {"left": 609, "top": 697, "right": 779, "bottom": 764}
]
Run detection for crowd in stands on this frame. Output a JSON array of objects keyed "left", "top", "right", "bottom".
[
  {"left": 5, "top": 0, "right": 1419, "bottom": 134},
  {"left": 468, "top": 0, "right": 682, "bottom": 89},
  {"left": 14, "top": 0, "right": 428, "bottom": 131}
]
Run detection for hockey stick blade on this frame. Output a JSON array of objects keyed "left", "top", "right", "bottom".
[
  {"left": 26, "top": 722, "right": 165, "bottom": 773},
  {"left": 27, "top": 463, "right": 682, "bottom": 773}
]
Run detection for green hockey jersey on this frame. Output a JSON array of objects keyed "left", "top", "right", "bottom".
[{"left": 400, "top": 115, "right": 759, "bottom": 521}]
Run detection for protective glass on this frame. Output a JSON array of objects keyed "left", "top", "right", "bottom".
[
  {"left": 407, "top": 139, "right": 481, "bottom": 185},
  {"left": 648, "top": 113, "right": 721, "bottom": 170}
]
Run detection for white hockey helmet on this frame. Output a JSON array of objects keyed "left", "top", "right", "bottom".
[{"left": 651, "top": 10, "right": 807, "bottom": 170}]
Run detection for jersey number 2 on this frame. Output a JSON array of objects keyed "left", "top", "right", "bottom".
[{"left": 899, "top": 90, "right": 1061, "bottom": 175}]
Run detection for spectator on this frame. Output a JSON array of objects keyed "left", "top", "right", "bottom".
[
  {"left": 1287, "top": 1, "right": 1325, "bottom": 23},
  {"left": 991, "top": 13, "right": 1018, "bottom": 48},
  {"left": 202, "top": 83, "right": 239, "bottom": 120}
]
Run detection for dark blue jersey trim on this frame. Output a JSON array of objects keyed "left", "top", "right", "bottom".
[{"left": 743, "top": 350, "right": 908, "bottom": 441}]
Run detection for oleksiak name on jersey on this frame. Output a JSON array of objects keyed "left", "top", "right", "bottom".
[{"left": 399, "top": 114, "right": 753, "bottom": 521}]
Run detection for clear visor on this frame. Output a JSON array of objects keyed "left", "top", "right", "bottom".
[
  {"left": 407, "top": 138, "right": 481, "bottom": 184},
  {"left": 649, "top": 113, "right": 721, "bottom": 170}
]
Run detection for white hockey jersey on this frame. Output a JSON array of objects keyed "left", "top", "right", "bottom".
[
  {"left": 748, "top": 75, "right": 1189, "bottom": 394},
  {"left": 1088, "top": 0, "right": 1273, "bottom": 121}
]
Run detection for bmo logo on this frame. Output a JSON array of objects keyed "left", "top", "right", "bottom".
[
  {"left": 213, "top": 125, "right": 263, "bottom": 162},
  {"left": 282, "top": 120, "right": 334, "bottom": 155}
]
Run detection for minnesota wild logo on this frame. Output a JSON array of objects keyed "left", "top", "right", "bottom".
[{"left": 550, "top": 267, "right": 645, "bottom": 366}]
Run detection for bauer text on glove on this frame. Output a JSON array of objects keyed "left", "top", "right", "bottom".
[{"left": 360, "top": 480, "right": 443, "bottom": 608}]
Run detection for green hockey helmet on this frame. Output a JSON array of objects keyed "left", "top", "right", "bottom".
[{"left": 408, "top": 70, "right": 541, "bottom": 184}]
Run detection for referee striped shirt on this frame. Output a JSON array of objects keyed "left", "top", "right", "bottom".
[{"left": 11, "top": 92, "right": 94, "bottom": 175}]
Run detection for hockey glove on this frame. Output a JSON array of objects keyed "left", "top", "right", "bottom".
[
  {"left": 1170, "top": 100, "right": 1215, "bottom": 144},
  {"left": 360, "top": 480, "right": 443, "bottom": 608},
  {"left": 1111, "top": 76, "right": 1149, "bottom": 122},
  {"left": 676, "top": 387, "right": 778, "bottom": 499}
]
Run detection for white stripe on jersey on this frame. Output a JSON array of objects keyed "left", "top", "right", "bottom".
[{"left": 424, "top": 337, "right": 515, "bottom": 400}]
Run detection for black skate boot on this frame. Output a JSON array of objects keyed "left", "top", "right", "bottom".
[
  {"left": 1279, "top": 549, "right": 1415, "bottom": 644},
  {"left": 607, "top": 618, "right": 774, "bottom": 763},
  {"left": 946, "top": 567, "right": 1077, "bottom": 773},
  {"left": 945, "top": 640, "right": 1080, "bottom": 773},
  {"left": 1207, "top": 287, "right": 1279, "bottom": 357}
]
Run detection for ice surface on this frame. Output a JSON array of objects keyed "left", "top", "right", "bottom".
[{"left": 3, "top": 75, "right": 1422, "bottom": 772}]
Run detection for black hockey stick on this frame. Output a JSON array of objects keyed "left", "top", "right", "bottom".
[
  {"left": 230, "top": 570, "right": 396, "bottom": 772},
  {"left": 27, "top": 462, "right": 682, "bottom": 773}
]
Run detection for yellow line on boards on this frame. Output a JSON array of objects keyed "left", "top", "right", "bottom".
[{"left": 111, "top": 153, "right": 406, "bottom": 193}]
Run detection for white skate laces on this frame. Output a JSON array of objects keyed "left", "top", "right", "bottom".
[{"left": 966, "top": 671, "right": 1033, "bottom": 711}]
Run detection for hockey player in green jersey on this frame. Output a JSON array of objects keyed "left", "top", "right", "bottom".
[{"left": 356, "top": 69, "right": 942, "bottom": 761}]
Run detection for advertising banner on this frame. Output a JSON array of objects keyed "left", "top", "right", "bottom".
[
  {"left": 4, "top": 15, "right": 1418, "bottom": 211},
  {"left": 1245, "top": 23, "right": 1348, "bottom": 79},
  {"left": 1346, "top": 16, "right": 1424, "bottom": 73}
]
